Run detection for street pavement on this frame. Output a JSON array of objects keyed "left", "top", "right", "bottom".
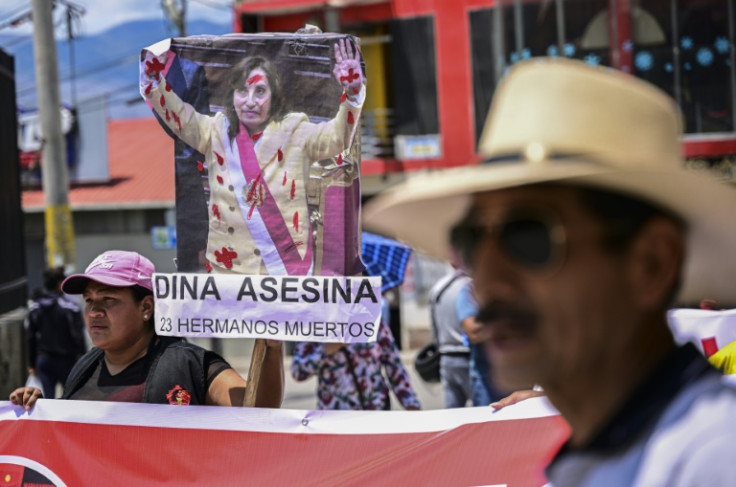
[{"left": 200, "top": 339, "right": 447, "bottom": 410}]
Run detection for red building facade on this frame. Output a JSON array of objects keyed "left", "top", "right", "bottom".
[{"left": 233, "top": 0, "right": 736, "bottom": 179}]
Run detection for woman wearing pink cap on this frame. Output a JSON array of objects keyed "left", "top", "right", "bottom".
[{"left": 9, "top": 250, "right": 284, "bottom": 409}]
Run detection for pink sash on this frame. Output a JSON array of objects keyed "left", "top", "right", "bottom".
[{"left": 235, "top": 124, "right": 313, "bottom": 275}]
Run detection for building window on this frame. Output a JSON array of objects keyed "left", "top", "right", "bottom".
[
  {"left": 389, "top": 16, "right": 439, "bottom": 136},
  {"left": 471, "top": 0, "right": 735, "bottom": 140}
]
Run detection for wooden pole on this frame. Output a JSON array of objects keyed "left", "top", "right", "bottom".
[
  {"left": 243, "top": 338, "right": 267, "bottom": 406},
  {"left": 32, "top": 0, "right": 76, "bottom": 269}
]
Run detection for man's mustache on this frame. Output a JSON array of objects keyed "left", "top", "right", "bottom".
[{"left": 476, "top": 302, "right": 537, "bottom": 330}]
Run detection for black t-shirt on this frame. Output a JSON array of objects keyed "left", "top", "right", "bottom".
[{"left": 68, "top": 338, "right": 230, "bottom": 403}]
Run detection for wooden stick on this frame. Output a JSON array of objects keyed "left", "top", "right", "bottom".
[{"left": 243, "top": 338, "right": 267, "bottom": 406}]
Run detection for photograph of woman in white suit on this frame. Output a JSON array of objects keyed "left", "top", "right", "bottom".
[{"left": 140, "top": 37, "right": 365, "bottom": 276}]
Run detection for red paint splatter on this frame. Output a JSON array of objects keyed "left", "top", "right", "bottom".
[
  {"left": 165, "top": 109, "right": 170, "bottom": 122},
  {"left": 339, "top": 92, "right": 347, "bottom": 103},
  {"left": 212, "top": 203, "right": 221, "bottom": 220},
  {"left": 290, "top": 180, "right": 296, "bottom": 200},
  {"left": 352, "top": 86, "right": 360, "bottom": 95},
  {"left": 159, "top": 94, "right": 166, "bottom": 107},
  {"left": 215, "top": 151, "right": 224, "bottom": 166},
  {"left": 277, "top": 148, "right": 283, "bottom": 162},
  {"left": 197, "top": 161, "right": 204, "bottom": 172},
  {"left": 206, "top": 261, "right": 212, "bottom": 273},
  {"left": 214, "top": 247, "right": 238, "bottom": 269},
  {"left": 216, "top": 175, "right": 224, "bottom": 185},
  {"left": 282, "top": 171, "right": 287, "bottom": 185},
  {"left": 247, "top": 74, "right": 264, "bottom": 85},
  {"left": 171, "top": 111, "right": 182, "bottom": 131},
  {"left": 340, "top": 67, "right": 360, "bottom": 84},
  {"left": 347, "top": 111, "right": 354, "bottom": 124},
  {"left": 337, "top": 154, "right": 343, "bottom": 165},
  {"left": 165, "top": 82, "right": 172, "bottom": 92},
  {"left": 145, "top": 58, "right": 166, "bottom": 78},
  {"left": 284, "top": 240, "right": 304, "bottom": 253},
  {"left": 248, "top": 202, "right": 256, "bottom": 220},
  {"left": 144, "top": 83, "right": 153, "bottom": 95},
  {"left": 252, "top": 132, "right": 263, "bottom": 142},
  {"left": 293, "top": 212, "right": 299, "bottom": 232}
]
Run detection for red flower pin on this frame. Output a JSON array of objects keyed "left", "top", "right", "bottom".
[{"left": 166, "top": 385, "right": 191, "bottom": 406}]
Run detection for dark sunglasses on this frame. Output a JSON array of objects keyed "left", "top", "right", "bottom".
[{"left": 450, "top": 208, "right": 567, "bottom": 272}]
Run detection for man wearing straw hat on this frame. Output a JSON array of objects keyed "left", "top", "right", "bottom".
[{"left": 364, "top": 58, "right": 736, "bottom": 485}]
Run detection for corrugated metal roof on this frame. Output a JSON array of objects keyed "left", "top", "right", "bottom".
[{"left": 22, "top": 118, "right": 176, "bottom": 213}]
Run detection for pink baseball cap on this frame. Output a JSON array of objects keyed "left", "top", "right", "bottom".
[{"left": 61, "top": 250, "right": 155, "bottom": 294}]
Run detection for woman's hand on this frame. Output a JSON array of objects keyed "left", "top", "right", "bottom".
[
  {"left": 490, "top": 389, "right": 545, "bottom": 411},
  {"left": 9, "top": 387, "right": 43, "bottom": 411},
  {"left": 333, "top": 38, "right": 364, "bottom": 101}
]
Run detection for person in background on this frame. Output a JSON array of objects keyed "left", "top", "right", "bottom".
[
  {"left": 290, "top": 291, "right": 421, "bottom": 410},
  {"left": 10, "top": 250, "right": 284, "bottom": 410},
  {"left": 25, "top": 266, "right": 87, "bottom": 399},
  {"left": 365, "top": 57, "right": 736, "bottom": 485},
  {"left": 427, "top": 265, "right": 472, "bottom": 408}
]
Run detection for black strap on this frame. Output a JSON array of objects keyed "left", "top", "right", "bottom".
[{"left": 429, "top": 271, "right": 468, "bottom": 347}]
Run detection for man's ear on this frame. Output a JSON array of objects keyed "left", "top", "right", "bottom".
[{"left": 627, "top": 217, "right": 685, "bottom": 309}]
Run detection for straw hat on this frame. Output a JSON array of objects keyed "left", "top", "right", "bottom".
[{"left": 363, "top": 57, "right": 736, "bottom": 305}]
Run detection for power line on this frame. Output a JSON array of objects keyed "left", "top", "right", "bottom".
[{"left": 60, "top": 0, "right": 86, "bottom": 107}]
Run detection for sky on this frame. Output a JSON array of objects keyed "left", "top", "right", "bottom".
[
  {"left": 0, "top": 0, "right": 233, "bottom": 39},
  {"left": 0, "top": 0, "right": 234, "bottom": 118}
]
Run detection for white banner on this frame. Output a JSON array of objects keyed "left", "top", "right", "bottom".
[
  {"left": 0, "top": 398, "right": 567, "bottom": 486},
  {"left": 153, "top": 273, "right": 382, "bottom": 343},
  {"left": 668, "top": 308, "right": 736, "bottom": 356}
]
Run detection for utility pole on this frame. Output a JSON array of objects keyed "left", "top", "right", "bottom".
[
  {"left": 162, "top": 0, "right": 187, "bottom": 37},
  {"left": 31, "top": 0, "right": 76, "bottom": 270}
]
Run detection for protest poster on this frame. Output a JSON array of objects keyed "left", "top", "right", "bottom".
[
  {"left": 0, "top": 398, "right": 568, "bottom": 486},
  {"left": 153, "top": 273, "right": 382, "bottom": 342},
  {"left": 141, "top": 29, "right": 373, "bottom": 401}
]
